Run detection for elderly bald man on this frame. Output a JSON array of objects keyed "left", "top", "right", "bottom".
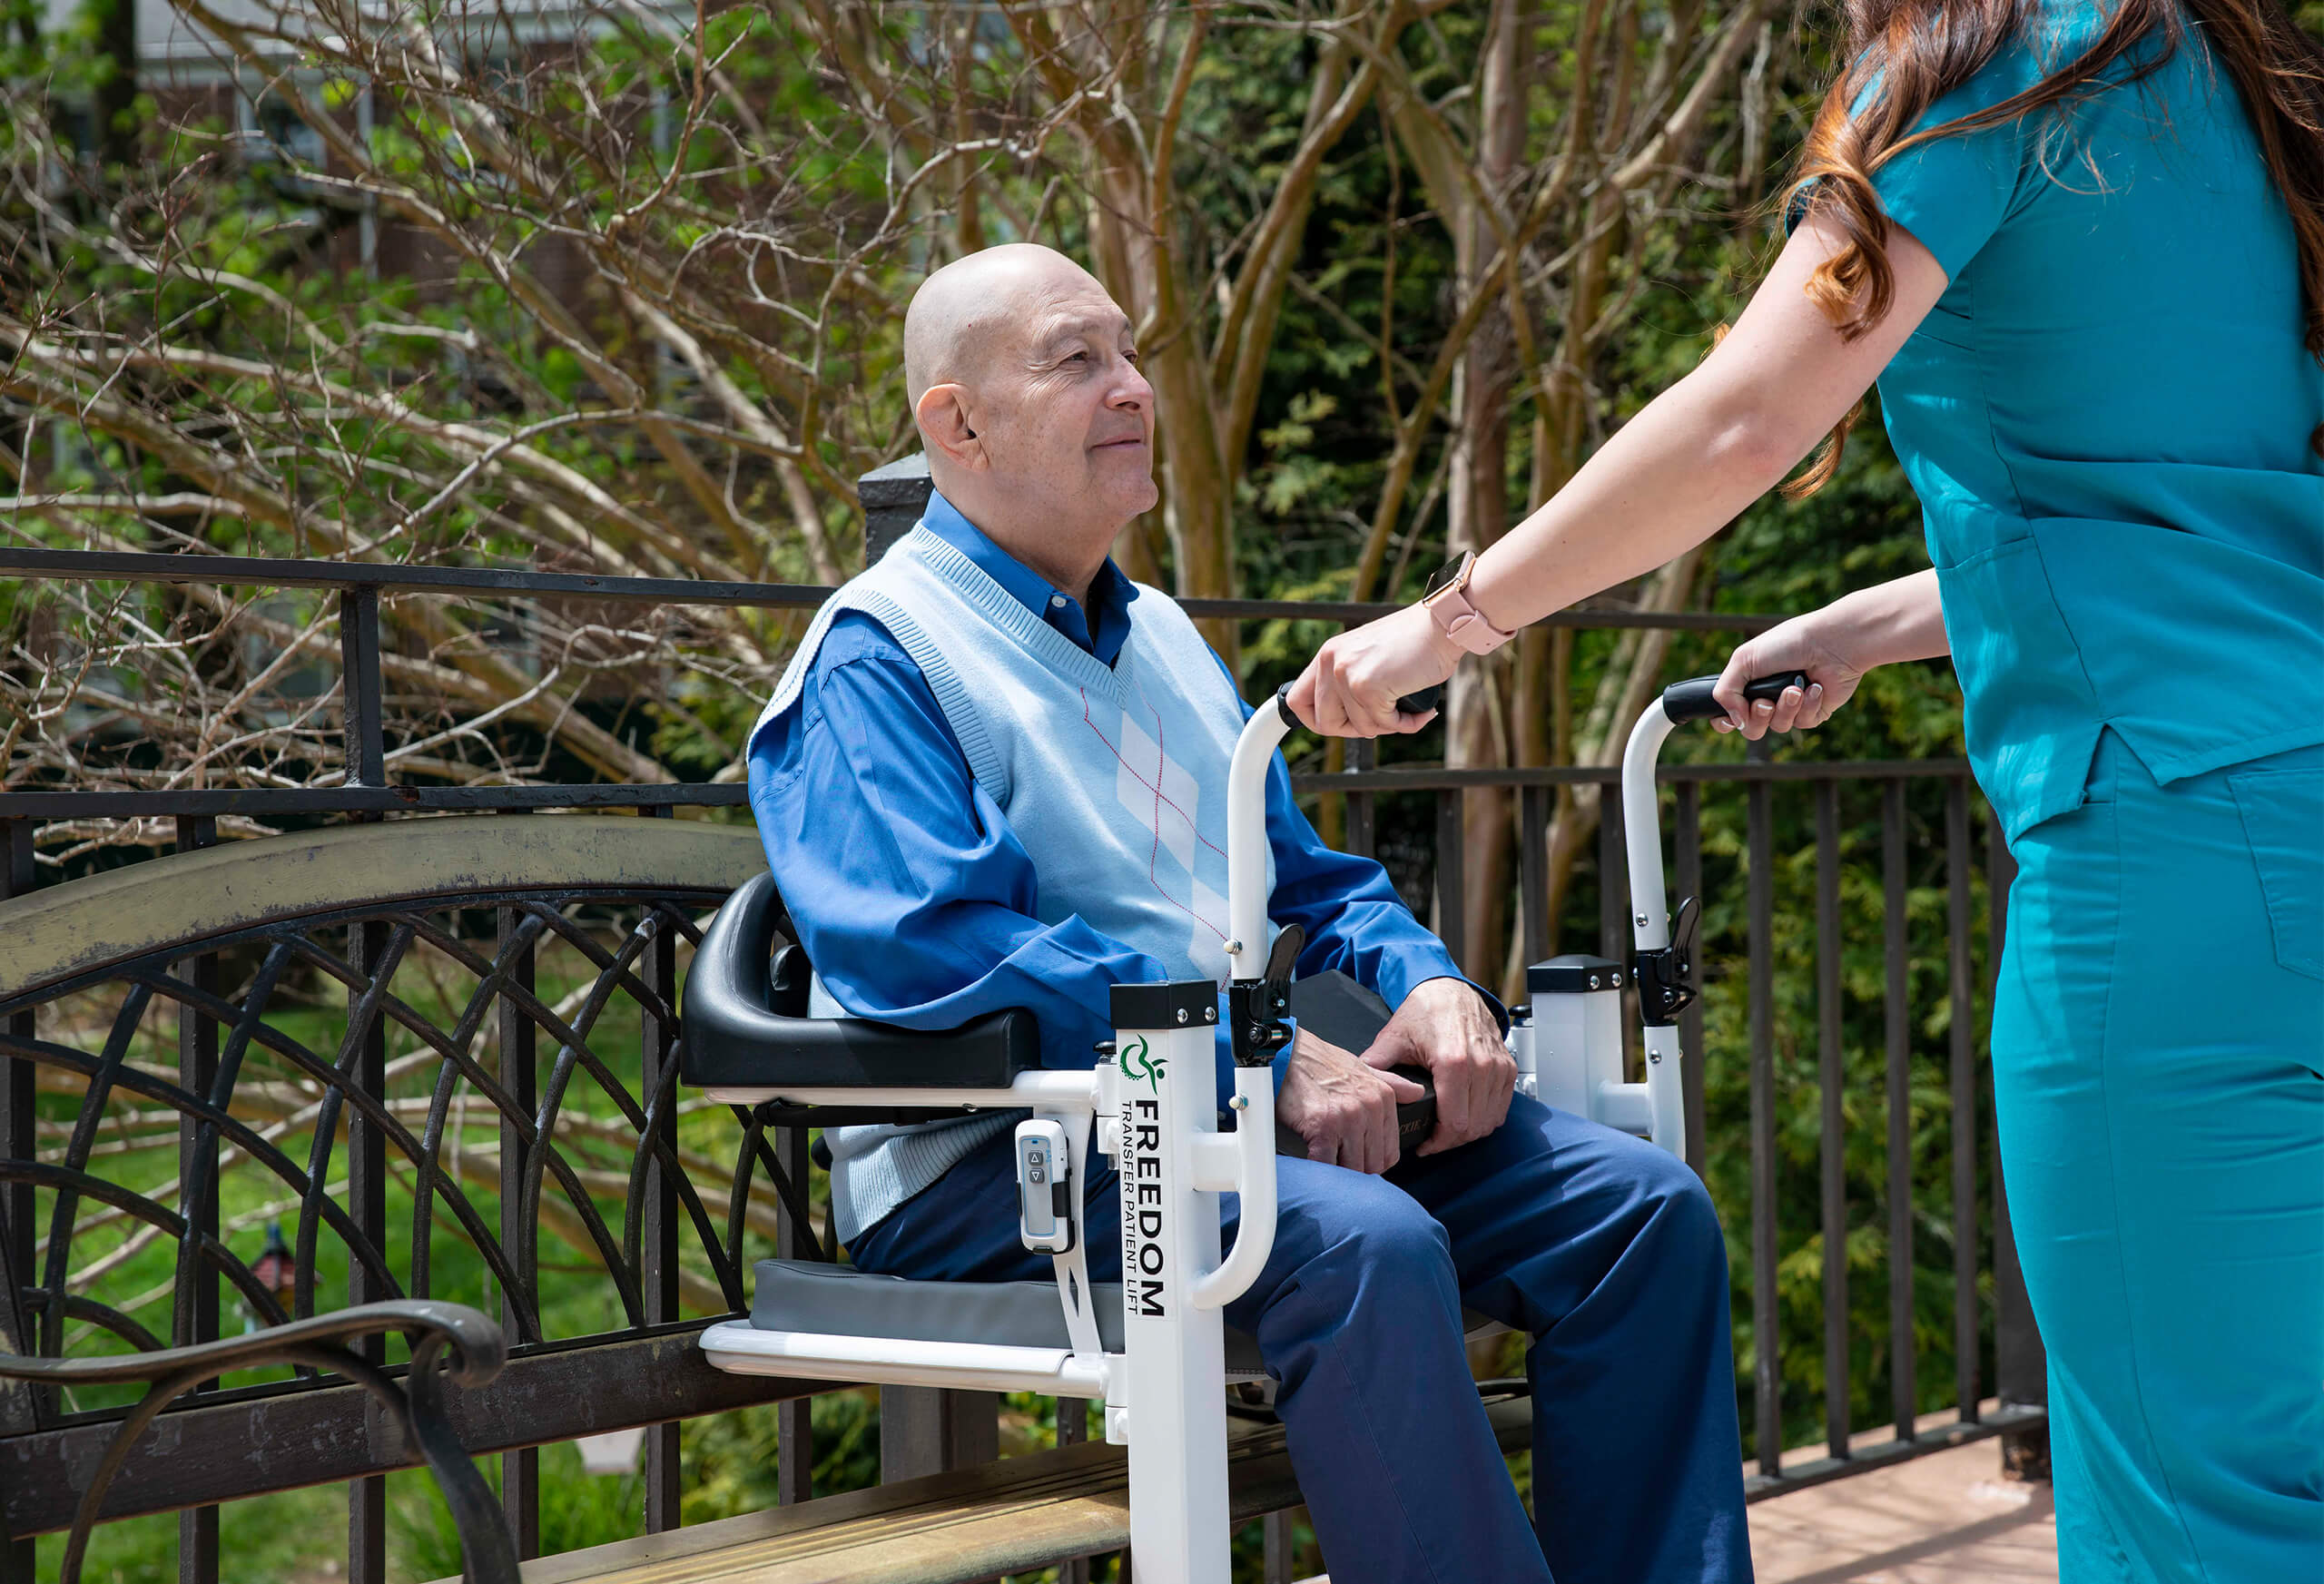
[{"left": 745, "top": 245, "right": 1751, "bottom": 1584}]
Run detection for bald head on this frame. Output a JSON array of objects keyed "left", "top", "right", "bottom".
[
  {"left": 904, "top": 243, "right": 1106, "bottom": 406},
  {"left": 901, "top": 243, "right": 1156, "bottom": 603}
]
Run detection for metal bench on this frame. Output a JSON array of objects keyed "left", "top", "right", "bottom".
[{"left": 0, "top": 814, "right": 789, "bottom": 1583}]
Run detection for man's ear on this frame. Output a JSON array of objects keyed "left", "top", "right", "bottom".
[{"left": 915, "top": 384, "right": 985, "bottom": 467}]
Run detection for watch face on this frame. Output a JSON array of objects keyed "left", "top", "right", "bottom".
[{"left": 1424, "top": 553, "right": 1469, "bottom": 600}]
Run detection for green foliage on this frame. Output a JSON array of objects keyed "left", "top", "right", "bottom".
[{"left": 683, "top": 1388, "right": 883, "bottom": 1519}]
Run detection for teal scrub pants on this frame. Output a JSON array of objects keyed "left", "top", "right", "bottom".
[{"left": 1994, "top": 730, "right": 2323, "bottom": 1583}]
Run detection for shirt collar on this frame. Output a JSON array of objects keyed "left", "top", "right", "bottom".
[{"left": 920, "top": 487, "right": 1139, "bottom": 665}]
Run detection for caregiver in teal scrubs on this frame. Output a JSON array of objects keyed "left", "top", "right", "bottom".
[{"left": 1289, "top": 0, "right": 2324, "bottom": 1578}]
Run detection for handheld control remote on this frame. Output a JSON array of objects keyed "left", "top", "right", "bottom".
[{"left": 1014, "top": 1119, "right": 1075, "bottom": 1254}]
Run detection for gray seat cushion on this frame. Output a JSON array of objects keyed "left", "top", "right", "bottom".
[{"left": 751, "top": 1258, "right": 1266, "bottom": 1375}]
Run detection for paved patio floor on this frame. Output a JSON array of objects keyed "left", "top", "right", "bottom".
[
  {"left": 1748, "top": 1438, "right": 2057, "bottom": 1583},
  {"left": 1295, "top": 1425, "right": 2058, "bottom": 1584}
]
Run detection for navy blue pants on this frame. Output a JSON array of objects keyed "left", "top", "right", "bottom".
[{"left": 852, "top": 1093, "right": 1752, "bottom": 1584}]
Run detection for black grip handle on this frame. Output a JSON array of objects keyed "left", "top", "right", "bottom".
[
  {"left": 1274, "top": 682, "right": 1444, "bottom": 726},
  {"left": 1392, "top": 1065, "right": 1437, "bottom": 1150},
  {"left": 1660, "top": 671, "right": 1811, "bottom": 724}
]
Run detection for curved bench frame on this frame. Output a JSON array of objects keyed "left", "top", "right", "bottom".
[
  {"left": 0, "top": 815, "right": 796, "bottom": 1562},
  {"left": 0, "top": 1300, "right": 515, "bottom": 1584},
  {"left": 0, "top": 814, "right": 762, "bottom": 1003}
]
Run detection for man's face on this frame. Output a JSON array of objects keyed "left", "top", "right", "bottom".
[{"left": 972, "top": 276, "right": 1157, "bottom": 529}]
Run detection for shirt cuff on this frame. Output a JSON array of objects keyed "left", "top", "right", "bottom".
[{"left": 1374, "top": 951, "right": 1508, "bottom": 1036}]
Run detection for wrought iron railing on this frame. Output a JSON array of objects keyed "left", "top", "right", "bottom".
[
  {"left": 0, "top": 531, "right": 2044, "bottom": 1581},
  {"left": 1284, "top": 753, "right": 2045, "bottom": 1497}
]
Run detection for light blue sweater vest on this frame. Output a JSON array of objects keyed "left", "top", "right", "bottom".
[{"left": 754, "top": 524, "right": 1270, "bottom": 1243}]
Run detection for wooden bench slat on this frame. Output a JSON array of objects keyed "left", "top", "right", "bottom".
[{"left": 430, "top": 1400, "right": 1531, "bottom": 1584}]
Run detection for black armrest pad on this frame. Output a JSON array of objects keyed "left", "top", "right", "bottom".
[
  {"left": 679, "top": 873, "right": 1038, "bottom": 1089},
  {"left": 1285, "top": 969, "right": 1392, "bottom": 1053}
]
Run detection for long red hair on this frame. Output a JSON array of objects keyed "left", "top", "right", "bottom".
[{"left": 1784, "top": 0, "right": 2324, "bottom": 491}]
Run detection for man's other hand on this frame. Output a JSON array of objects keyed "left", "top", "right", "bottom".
[
  {"left": 1277, "top": 1027, "right": 1428, "bottom": 1175},
  {"left": 1362, "top": 978, "right": 1513, "bottom": 1156}
]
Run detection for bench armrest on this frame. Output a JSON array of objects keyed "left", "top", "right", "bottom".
[{"left": 0, "top": 1299, "right": 517, "bottom": 1584}]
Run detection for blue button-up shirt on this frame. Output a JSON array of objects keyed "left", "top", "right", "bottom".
[{"left": 747, "top": 492, "right": 1476, "bottom": 1084}]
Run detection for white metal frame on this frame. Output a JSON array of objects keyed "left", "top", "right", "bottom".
[
  {"left": 1620, "top": 696, "right": 1691, "bottom": 1155},
  {"left": 698, "top": 683, "right": 1718, "bottom": 1580},
  {"left": 1501, "top": 689, "right": 1702, "bottom": 1158}
]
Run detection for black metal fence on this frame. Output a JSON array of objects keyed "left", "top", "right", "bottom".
[
  {"left": 1288, "top": 751, "right": 2046, "bottom": 1496},
  {"left": 0, "top": 529, "right": 2045, "bottom": 1579}
]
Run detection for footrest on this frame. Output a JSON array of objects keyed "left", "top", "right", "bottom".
[
  {"left": 702, "top": 1320, "right": 1107, "bottom": 1396},
  {"left": 734, "top": 1259, "right": 1265, "bottom": 1378}
]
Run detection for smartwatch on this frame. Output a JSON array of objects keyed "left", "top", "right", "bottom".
[{"left": 1422, "top": 551, "right": 1517, "bottom": 655}]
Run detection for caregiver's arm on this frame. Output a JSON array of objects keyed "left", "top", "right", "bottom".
[
  {"left": 1709, "top": 568, "right": 1951, "bottom": 738},
  {"left": 1291, "top": 212, "right": 1954, "bottom": 736}
]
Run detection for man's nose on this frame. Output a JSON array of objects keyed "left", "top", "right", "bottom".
[{"left": 1109, "top": 358, "right": 1153, "bottom": 409}]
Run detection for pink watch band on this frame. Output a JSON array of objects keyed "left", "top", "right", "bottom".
[{"left": 1425, "top": 565, "right": 1516, "bottom": 655}]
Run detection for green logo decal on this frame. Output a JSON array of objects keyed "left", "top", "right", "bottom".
[{"left": 1118, "top": 1036, "right": 1167, "bottom": 1093}]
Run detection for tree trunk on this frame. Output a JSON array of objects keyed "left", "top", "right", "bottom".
[
  {"left": 1442, "top": 0, "right": 1526, "bottom": 983},
  {"left": 94, "top": 0, "right": 137, "bottom": 172}
]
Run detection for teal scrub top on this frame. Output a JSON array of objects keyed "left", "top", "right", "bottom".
[{"left": 1832, "top": 2, "right": 2324, "bottom": 839}]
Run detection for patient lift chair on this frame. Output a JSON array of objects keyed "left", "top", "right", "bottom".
[{"left": 681, "top": 673, "right": 1804, "bottom": 1583}]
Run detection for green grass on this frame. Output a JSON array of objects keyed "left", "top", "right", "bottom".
[{"left": 36, "top": 1483, "right": 346, "bottom": 1584}]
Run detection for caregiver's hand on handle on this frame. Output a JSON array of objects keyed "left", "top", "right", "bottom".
[
  {"left": 1709, "top": 567, "right": 1952, "bottom": 739},
  {"left": 1286, "top": 601, "right": 1462, "bottom": 738}
]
